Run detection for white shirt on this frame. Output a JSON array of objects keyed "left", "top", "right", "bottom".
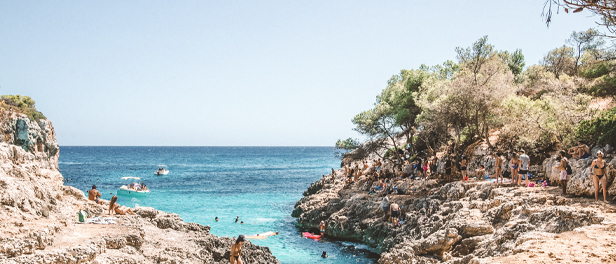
[{"left": 520, "top": 154, "right": 530, "bottom": 170}]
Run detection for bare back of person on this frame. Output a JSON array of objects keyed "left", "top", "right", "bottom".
[{"left": 88, "top": 189, "right": 100, "bottom": 201}]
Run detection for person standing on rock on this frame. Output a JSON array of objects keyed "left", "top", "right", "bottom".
[
  {"left": 590, "top": 151, "right": 608, "bottom": 202},
  {"left": 494, "top": 153, "right": 503, "bottom": 183},
  {"left": 459, "top": 155, "right": 468, "bottom": 181},
  {"left": 445, "top": 156, "right": 452, "bottom": 182},
  {"left": 555, "top": 150, "right": 569, "bottom": 196},
  {"left": 230, "top": 235, "right": 244, "bottom": 264},
  {"left": 519, "top": 150, "right": 531, "bottom": 186},
  {"left": 389, "top": 202, "right": 400, "bottom": 225},
  {"left": 319, "top": 221, "right": 326, "bottom": 237},
  {"left": 510, "top": 153, "right": 520, "bottom": 185}
]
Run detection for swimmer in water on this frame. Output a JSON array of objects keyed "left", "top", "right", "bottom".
[
  {"left": 235, "top": 216, "right": 239, "bottom": 223},
  {"left": 215, "top": 217, "right": 218, "bottom": 221},
  {"left": 241, "top": 221, "right": 244, "bottom": 224},
  {"left": 322, "top": 251, "right": 328, "bottom": 258}
]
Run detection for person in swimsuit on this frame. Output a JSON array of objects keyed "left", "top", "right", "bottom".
[
  {"left": 108, "top": 195, "right": 136, "bottom": 215},
  {"left": 230, "top": 235, "right": 244, "bottom": 264},
  {"left": 319, "top": 221, "right": 326, "bottom": 237},
  {"left": 494, "top": 153, "right": 503, "bottom": 183},
  {"left": 460, "top": 155, "right": 468, "bottom": 181},
  {"left": 510, "top": 153, "right": 520, "bottom": 184},
  {"left": 591, "top": 151, "right": 608, "bottom": 202},
  {"left": 554, "top": 150, "right": 569, "bottom": 196}
]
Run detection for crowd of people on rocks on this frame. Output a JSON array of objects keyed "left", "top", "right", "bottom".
[{"left": 316, "top": 139, "right": 609, "bottom": 232}]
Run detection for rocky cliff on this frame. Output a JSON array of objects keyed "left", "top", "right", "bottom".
[
  {"left": 294, "top": 159, "right": 616, "bottom": 263},
  {"left": 0, "top": 112, "right": 279, "bottom": 264}
]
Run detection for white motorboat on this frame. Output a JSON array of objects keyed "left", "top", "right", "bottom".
[
  {"left": 155, "top": 165, "right": 169, "bottom": 175},
  {"left": 117, "top": 177, "right": 149, "bottom": 196}
]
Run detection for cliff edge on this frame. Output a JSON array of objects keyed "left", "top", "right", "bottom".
[{"left": 0, "top": 110, "right": 279, "bottom": 263}]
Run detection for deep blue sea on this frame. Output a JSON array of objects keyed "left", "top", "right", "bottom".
[{"left": 59, "top": 146, "right": 378, "bottom": 263}]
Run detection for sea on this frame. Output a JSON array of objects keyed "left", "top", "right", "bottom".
[{"left": 59, "top": 146, "right": 379, "bottom": 264}]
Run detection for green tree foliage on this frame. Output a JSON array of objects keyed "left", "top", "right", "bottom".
[
  {"left": 575, "top": 106, "right": 616, "bottom": 146},
  {"left": 567, "top": 28, "right": 604, "bottom": 74},
  {"left": 542, "top": 46, "right": 575, "bottom": 78},
  {"left": 499, "top": 49, "right": 526, "bottom": 83},
  {"left": 340, "top": 31, "right": 615, "bottom": 161},
  {"left": 351, "top": 104, "right": 403, "bottom": 160},
  {"left": 1, "top": 95, "right": 46, "bottom": 121},
  {"left": 334, "top": 138, "right": 361, "bottom": 160}
]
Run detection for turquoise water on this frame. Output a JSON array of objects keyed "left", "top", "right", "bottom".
[{"left": 59, "top": 147, "right": 378, "bottom": 263}]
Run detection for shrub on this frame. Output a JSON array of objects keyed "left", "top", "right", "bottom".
[
  {"left": 580, "top": 63, "right": 610, "bottom": 79},
  {"left": 1, "top": 95, "right": 46, "bottom": 121},
  {"left": 575, "top": 107, "right": 616, "bottom": 146}
]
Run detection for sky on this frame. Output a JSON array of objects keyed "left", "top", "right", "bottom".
[{"left": 0, "top": 1, "right": 603, "bottom": 146}]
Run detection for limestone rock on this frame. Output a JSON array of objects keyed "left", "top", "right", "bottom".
[{"left": 0, "top": 114, "right": 279, "bottom": 264}]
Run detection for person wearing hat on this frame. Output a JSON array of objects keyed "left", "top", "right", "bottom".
[{"left": 230, "top": 235, "right": 245, "bottom": 264}]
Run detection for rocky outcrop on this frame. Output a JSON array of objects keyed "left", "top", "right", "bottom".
[
  {"left": 294, "top": 163, "right": 609, "bottom": 263},
  {"left": 543, "top": 151, "right": 616, "bottom": 198},
  {"left": 0, "top": 112, "right": 279, "bottom": 263}
]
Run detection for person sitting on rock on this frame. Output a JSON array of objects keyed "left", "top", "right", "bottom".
[
  {"left": 108, "top": 195, "right": 136, "bottom": 215},
  {"left": 230, "top": 235, "right": 244, "bottom": 264},
  {"left": 88, "top": 185, "right": 103, "bottom": 205},
  {"left": 336, "top": 215, "right": 348, "bottom": 231},
  {"left": 569, "top": 141, "right": 590, "bottom": 159},
  {"left": 476, "top": 165, "right": 487, "bottom": 179}
]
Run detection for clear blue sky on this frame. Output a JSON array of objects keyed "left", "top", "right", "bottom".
[{"left": 0, "top": 1, "right": 601, "bottom": 146}]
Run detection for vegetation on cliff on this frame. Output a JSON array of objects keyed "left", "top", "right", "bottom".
[
  {"left": 1, "top": 94, "right": 46, "bottom": 121},
  {"left": 338, "top": 30, "right": 616, "bottom": 160}
]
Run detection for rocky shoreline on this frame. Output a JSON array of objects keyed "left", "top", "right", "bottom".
[
  {"left": 293, "top": 152, "right": 616, "bottom": 263},
  {"left": 0, "top": 114, "right": 279, "bottom": 264}
]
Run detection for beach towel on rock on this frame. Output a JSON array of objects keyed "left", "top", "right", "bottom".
[{"left": 76, "top": 216, "right": 117, "bottom": 225}]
